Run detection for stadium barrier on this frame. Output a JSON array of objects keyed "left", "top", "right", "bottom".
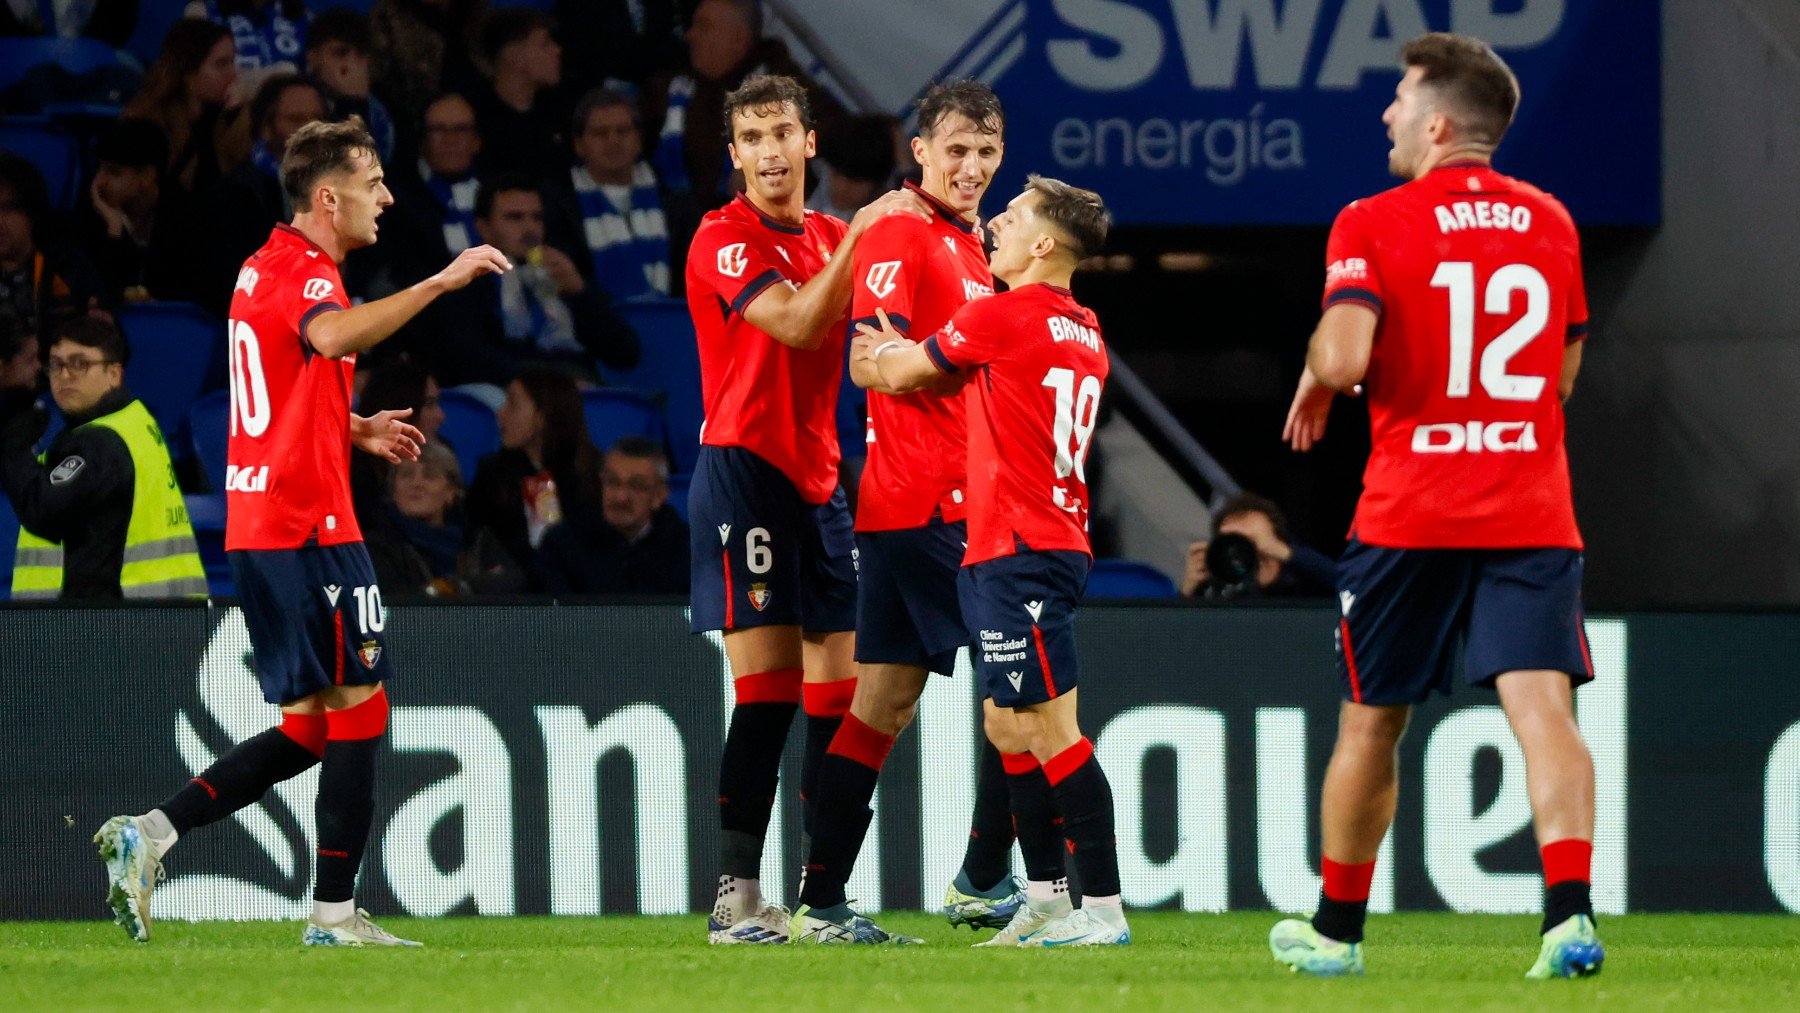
[{"left": 4, "top": 602, "right": 1796, "bottom": 920}]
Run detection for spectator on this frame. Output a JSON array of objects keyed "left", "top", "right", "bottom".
[
  {"left": 468, "top": 6, "right": 569, "bottom": 180},
  {"left": 647, "top": 0, "right": 848, "bottom": 208},
  {"left": 1182, "top": 492, "right": 1337, "bottom": 600},
  {"left": 350, "top": 360, "right": 446, "bottom": 533},
  {"left": 305, "top": 7, "right": 397, "bottom": 162},
  {"left": 544, "top": 87, "right": 696, "bottom": 303},
  {"left": 188, "top": 1, "right": 312, "bottom": 82},
  {"left": 808, "top": 114, "right": 900, "bottom": 221},
  {"left": 537, "top": 435, "right": 689, "bottom": 594},
  {"left": 1, "top": 318, "right": 207, "bottom": 599},
  {"left": 123, "top": 18, "right": 244, "bottom": 196},
  {"left": 401, "top": 175, "right": 639, "bottom": 387},
  {"left": 0, "top": 0, "right": 136, "bottom": 45},
  {"left": 466, "top": 366, "right": 599, "bottom": 589},
  {"left": 364, "top": 441, "right": 522, "bottom": 597},
  {"left": 0, "top": 153, "right": 111, "bottom": 340},
  {"left": 76, "top": 118, "right": 211, "bottom": 307},
  {"left": 376, "top": 92, "right": 480, "bottom": 291},
  {"left": 201, "top": 72, "right": 329, "bottom": 313},
  {"left": 553, "top": 0, "right": 682, "bottom": 94},
  {"left": 0, "top": 312, "right": 40, "bottom": 402},
  {"left": 368, "top": 0, "right": 486, "bottom": 155}
]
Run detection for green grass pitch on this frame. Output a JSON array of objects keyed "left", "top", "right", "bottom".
[{"left": 3, "top": 912, "right": 1794, "bottom": 1011}]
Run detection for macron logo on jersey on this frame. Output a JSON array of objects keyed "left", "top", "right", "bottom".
[
  {"left": 865, "top": 260, "right": 902, "bottom": 299},
  {"left": 717, "top": 243, "right": 748, "bottom": 278},
  {"left": 302, "top": 278, "right": 335, "bottom": 301}
]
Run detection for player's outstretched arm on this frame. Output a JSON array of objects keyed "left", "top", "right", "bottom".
[
  {"left": 308, "top": 246, "right": 512, "bottom": 359},
  {"left": 855, "top": 308, "right": 942, "bottom": 393},
  {"left": 1306, "top": 303, "right": 1377, "bottom": 392},
  {"left": 1283, "top": 366, "right": 1336, "bottom": 452},
  {"left": 741, "top": 190, "right": 931, "bottom": 351}
]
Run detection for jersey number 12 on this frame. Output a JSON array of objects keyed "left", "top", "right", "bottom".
[{"left": 1430, "top": 262, "right": 1549, "bottom": 402}]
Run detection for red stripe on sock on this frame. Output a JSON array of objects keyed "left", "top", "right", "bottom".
[
  {"left": 333, "top": 610, "right": 345, "bottom": 686},
  {"left": 191, "top": 777, "right": 218, "bottom": 799},
  {"left": 327, "top": 687, "right": 389, "bottom": 741},
  {"left": 1043, "top": 737, "right": 1094, "bottom": 787},
  {"left": 317, "top": 848, "right": 350, "bottom": 859},
  {"left": 1339, "top": 619, "right": 1364, "bottom": 704},
  {"left": 1541, "top": 838, "right": 1593, "bottom": 887},
  {"left": 803, "top": 678, "right": 857, "bottom": 718},
  {"left": 279, "top": 710, "right": 328, "bottom": 757},
  {"left": 827, "top": 713, "right": 895, "bottom": 771},
  {"left": 1001, "top": 751, "right": 1041, "bottom": 775},
  {"left": 734, "top": 667, "right": 803, "bottom": 704},
  {"left": 1322, "top": 857, "right": 1376, "bottom": 902},
  {"left": 1031, "top": 625, "right": 1059, "bottom": 698},
  {"left": 721, "top": 551, "right": 735, "bottom": 629}
]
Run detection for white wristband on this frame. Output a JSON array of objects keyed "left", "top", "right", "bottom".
[{"left": 872, "top": 340, "right": 904, "bottom": 359}]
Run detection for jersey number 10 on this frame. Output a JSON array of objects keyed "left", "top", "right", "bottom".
[
  {"left": 227, "top": 319, "right": 272, "bottom": 437},
  {"left": 1430, "top": 261, "right": 1549, "bottom": 402}
]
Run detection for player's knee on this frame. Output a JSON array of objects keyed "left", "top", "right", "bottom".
[
  {"left": 982, "top": 709, "right": 1030, "bottom": 755},
  {"left": 1337, "top": 702, "right": 1409, "bottom": 753}
]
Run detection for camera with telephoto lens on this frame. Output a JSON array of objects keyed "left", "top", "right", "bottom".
[{"left": 1204, "top": 532, "right": 1262, "bottom": 598}]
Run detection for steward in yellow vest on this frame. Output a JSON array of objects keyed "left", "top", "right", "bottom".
[{"left": 1, "top": 319, "right": 205, "bottom": 599}]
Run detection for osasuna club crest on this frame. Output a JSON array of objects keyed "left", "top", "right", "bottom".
[
  {"left": 748, "top": 583, "right": 771, "bottom": 612},
  {"left": 357, "top": 639, "right": 382, "bottom": 668}
]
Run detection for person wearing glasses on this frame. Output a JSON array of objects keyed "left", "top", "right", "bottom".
[{"left": 0, "top": 318, "right": 206, "bottom": 599}]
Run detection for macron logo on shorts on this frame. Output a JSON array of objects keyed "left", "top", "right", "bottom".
[
  {"left": 325, "top": 584, "right": 342, "bottom": 607},
  {"left": 717, "top": 524, "right": 731, "bottom": 546},
  {"left": 717, "top": 243, "right": 748, "bottom": 278},
  {"left": 1006, "top": 671, "right": 1024, "bottom": 693},
  {"left": 1339, "top": 590, "right": 1356, "bottom": 616},
  {"left": 1024, "top": 600, "right": 1044, "bottom": 623}
]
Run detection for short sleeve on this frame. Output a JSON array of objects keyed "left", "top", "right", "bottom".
[
  {"left": 926, "top": 293, "right": 1007, "bottom": 374},
  {"left": 688, "top": 220, "right": 785, "bottom": 318},
  {"left": 294, "top": 264, "right": 349, "bottom": 348},
  {"left": 850, "top": 217, "right": 927, "bottom": 338},
  {"left": 1564, "top": 241, "right": 1589, "bottom": 344},
  {"left": 1321, "top": 201, "right": 1384, "bottom": 315}
]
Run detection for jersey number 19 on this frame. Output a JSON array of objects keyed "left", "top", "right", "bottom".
[{"left": 1042, "top": 367, "right": 1100, "bottom": 510}]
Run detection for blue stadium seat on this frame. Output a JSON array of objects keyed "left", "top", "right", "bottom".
[
  {"left": 0, "top": 491, "right": 16, "bottom": 601},
  {"left": 120, "top": 302, "right": 226, "bottom": 456},
  {"left": 185, "top": 493, "right": 232, "bottom": 597},
  {"left": 188, "top": 390, "right": 231, "bottom": 493},
  {"left": 582, "top": 387, "right": 664, "bottom": 452},
  {"left": 1085, "top": 558, "right": 1178, "bottom": 599},
  {"left": 437, "top": 388, "right": 499, "bottom": 485},
  {"left": 612, "top": 300, "right": 704, "bottom": 471},
  {"left": 0, "top": 115, "right": 81, "bottom": 210},
  {"left": 666, "top": 471, "right": 691, "bottom": 523},
  {"left": 0, "top": 37, "right": 120, "bottom": 92}
]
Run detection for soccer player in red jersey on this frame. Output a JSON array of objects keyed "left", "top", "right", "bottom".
[
  {"left": 795, "top": 81, "right": 1059, "bottom": 945},
  {"left": 683, "top": 75, "right": 931, "bottom": 945},
  {"left": 1270, "top": 35, "right": 1603, "bottom": 978},
  {"left": 94, "top": 118, "right": 509, "bottom": 946},
  {"left": 853, "top": 176, "right": 1129, "bottom": 947}
]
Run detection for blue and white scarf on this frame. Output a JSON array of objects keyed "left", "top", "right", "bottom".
[
  {"left": 571, "top": 163, "right": 671, "bottom": 301},
  {"left": 652, "top": 74, "right": 692, "bottom": 194},
  {"left": 419, "top": 158, "right": 478, "bottom": 256},
  {"left": 204, "top": 0, "right": 308, "bottom": 71}
]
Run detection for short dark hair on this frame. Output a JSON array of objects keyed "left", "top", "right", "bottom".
[
  {"left": 915, "top": 79, "right": 1003, "bottom": 138},
  {"left": 1402, "top": 32, "right": 1520, "bottom": 145},
  {"left": 95, "top": 118, "right": 170, "bottom": 170},
  {"left": 251, "top": 72, "right": 328, "bottom": 137},
  {"left": 480, "top": 7, "right": 554, "bottom": 65},
  {"left": 607, "top": 435, "right": 669, "bottom": 479},
  {"left": 1213, "top": 492, "right": 1290, "bottom": 544},
  {"left": 475, "top": 173, "right": 541, "bottom": 219},
  {"left": 722, "top": 74, "right": 812, "bottom": 140},
  {"left": 1022, "top": 174, "right": 1109, "bottom": 260},
  {"left": 307, "top": 7, "right": 372, "bottom": 55},
  {"left": 280, "top": 116, "right": 379, "bottom": 209},
  {"left": 573, "top": 86, "right": 640, "bottom": 137},
  {"left": 51, "top": 317, "right": 129, "bottom": 367}
]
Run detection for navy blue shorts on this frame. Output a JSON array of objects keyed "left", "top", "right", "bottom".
[
  {"left": 688, "top": 445, "right": 858, "bottom": 634},
  {"left": 856, "top": 520, "right": 969, "bottom": 676},
  {"left": 229, "top": 542, "right": 394, "bottom": 706},
  {"left": 958, "top": 550, "right": 1089, "bottom": 708},
  {"left": 1334, "top": 540, "right": 1594, "bottom": 707}
]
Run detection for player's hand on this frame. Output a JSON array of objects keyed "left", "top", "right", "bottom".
[
  {"left": 848, "top": 188, "right": 934, "bottom": 237},
  {"left": 1181, "top": 540, "right": 1209, "bottom": 596},
  {"left": 852, "top": 307, "right": 912, "bottom": 362},
  {"left": 89, "top": 177, "right": 128, "bottom": 237},
  {"left": 431, "top": 245, "right": 512, "bottom": 293},
  {"left": 351, "top": 409, "right": 425, "bottom": 463},
  {"left": 1282, "top": 367, "right": 1337, "bottom": 453},
  {"left": 533, "top": 245, "right": 586, "bottom": 296}
]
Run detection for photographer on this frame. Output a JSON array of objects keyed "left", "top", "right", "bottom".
[{"left": 1183, "top": 492, "right": 1336, "bottom": 600}]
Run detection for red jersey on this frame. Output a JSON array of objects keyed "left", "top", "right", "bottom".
[
  {"left": 1323, "top": 162, "right": 1587, "bottom": 550},
  {"left": 224, "top": 224, "right": 361, "bottom": 551},
  {"left": 686, "top": 194, "right": 849, "bottom": 504},
  {"left": 927, "top": 283, "right": 1108, "bottom": 565},
  {"left": 853, "top": 182, "right": 994, "bottom": 531}
]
